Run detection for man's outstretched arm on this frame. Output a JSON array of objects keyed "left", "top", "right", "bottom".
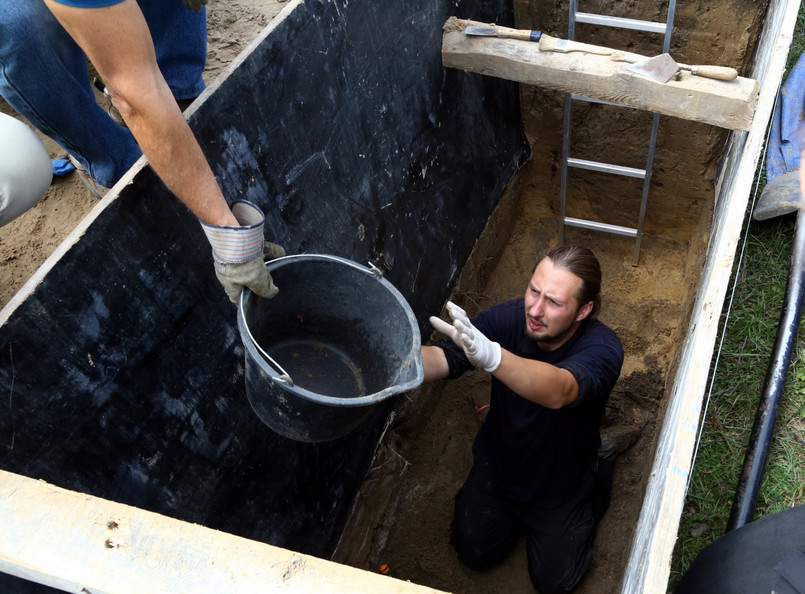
[
  {"left": 44, "top": 0, "right": 284, "bottom": 303},
  {"left": 430, "top": 302, "right": 579, "bottom": 408},
  {"left": 421, "top": 345, "right": 450, "bottom": 383}
]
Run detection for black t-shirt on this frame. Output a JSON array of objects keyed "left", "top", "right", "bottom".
[{"left": 435, "top": 298, "right": 624, "bottom": 506}]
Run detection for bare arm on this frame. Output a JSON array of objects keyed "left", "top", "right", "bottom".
[
  {"left": 421, "top": 345, "right": 450, "bottom": 383},
  {"left": 44, "top": 0, "right": 237, "bottom": 226},
  {"left": 492, "top": 349, "right": 579, "bottom": 409}
]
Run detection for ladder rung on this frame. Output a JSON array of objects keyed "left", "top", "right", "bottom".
[
  {"left": 564, "top": 217, "right": 638, "bottom": 237},
  {"left": 574, "top": 12, "right": 669, "bottom": 34},
  {"left": 570, "top": 93, "right": 633, "bottom": 108},
  {"left": 567, "top": 158, "right": 646, "bottom": 179}
]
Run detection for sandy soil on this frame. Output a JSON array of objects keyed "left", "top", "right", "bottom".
[
  {"left": 0, "top": 1, "right": 764, "bottom": 592},
  {"left": 333, "top": 183, "right": 692, "bottom": 594}
]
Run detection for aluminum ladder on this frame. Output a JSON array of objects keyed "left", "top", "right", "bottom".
[{"left": 558, "top": 0, "right": 677, "bottom": 266}]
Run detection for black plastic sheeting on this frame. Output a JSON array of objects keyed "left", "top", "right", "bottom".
[
  {"left": 676, "top": 504, "right": 805, "bottom": 593},
  {"left": 0, "top": 0, "right": 528, "bottom": 589}
]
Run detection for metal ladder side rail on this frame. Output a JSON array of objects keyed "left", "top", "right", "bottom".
[
  {"left": 559, "top": 0, "right": 677, "bottom": 266},
  {"left": 632, "top": 112, "right": 662, "bottom": 263}
]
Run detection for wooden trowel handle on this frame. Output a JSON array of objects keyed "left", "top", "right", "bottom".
[{"left": 679, "top": 64, "right": 739, "bottom": 81}]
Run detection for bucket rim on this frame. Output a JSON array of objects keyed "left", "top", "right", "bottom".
[{"left": 237, "top": 253, "right": 425, "bottom": 407}]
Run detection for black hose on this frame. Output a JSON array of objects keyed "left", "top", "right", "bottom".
[{"left": 727, "top": 208, "right": 805, "bottom": 531}]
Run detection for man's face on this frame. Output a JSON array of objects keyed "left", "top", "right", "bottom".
[{"left": 523, "top": 257, "right": 593, "bottom": 351}]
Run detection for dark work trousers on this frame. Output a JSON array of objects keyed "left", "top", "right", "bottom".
[{"left": 451, "top": 459, "right": 613, "bottom": 594}]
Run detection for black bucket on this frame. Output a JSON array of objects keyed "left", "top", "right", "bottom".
[{"left": 237, "top": 254, "right": 424, "bottom": 442}]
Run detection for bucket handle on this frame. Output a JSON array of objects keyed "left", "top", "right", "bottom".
[{"left": 238, "top": 299, "right": 294, "bottom": 387}]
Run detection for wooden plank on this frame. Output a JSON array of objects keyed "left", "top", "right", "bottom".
[
  {"left": 441, "top": 17, "right": 759, "bottom": 131},
  {"left": 0, "top": 470, "right": 446, "bottom": 593},
  {"left": 620, "top": 0, "right": 801, "bottom": 591}
]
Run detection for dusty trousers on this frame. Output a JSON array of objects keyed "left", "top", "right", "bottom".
[{"left": 451, "top": 458, "right": 612, "bottom": 593}]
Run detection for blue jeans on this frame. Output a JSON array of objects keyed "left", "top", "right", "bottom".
[{"left": 0, "top": 1, "right": 207, "bottom": 188}]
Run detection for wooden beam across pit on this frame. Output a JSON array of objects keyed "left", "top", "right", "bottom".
[
  {"left": 0, "top": 470, "right": 446, "bottom": 594},
  {"left": 441, "top": 17, "right": 760, "bottom": 131}
]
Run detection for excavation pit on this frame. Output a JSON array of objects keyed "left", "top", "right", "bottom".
[{"left": 0, "top": 0, "right": 796, "bottom": 591}]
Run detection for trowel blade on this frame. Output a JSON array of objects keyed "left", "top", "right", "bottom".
[{"left": 626, "top": 53, "right": 679, "bottom": 83}]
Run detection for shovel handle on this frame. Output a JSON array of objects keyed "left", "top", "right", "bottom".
[{"left": 679, "top": 64, "right": 739, "bottom": 81}]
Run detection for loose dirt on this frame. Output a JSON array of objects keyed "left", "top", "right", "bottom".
[{"left": 0, "top": 1, "right": 766, "bottom": 592}]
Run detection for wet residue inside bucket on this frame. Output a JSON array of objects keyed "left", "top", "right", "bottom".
[{"left": 266, "top": 338, "right": 366, "bottom": 398}]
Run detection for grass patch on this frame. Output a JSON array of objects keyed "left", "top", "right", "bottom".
[{"left": 670, "top": 220, "right": 805, "bottom": 588}]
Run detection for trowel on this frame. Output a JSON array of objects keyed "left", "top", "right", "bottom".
[{"left": 619, "top": 52, "right": 739, "bottom": 82}]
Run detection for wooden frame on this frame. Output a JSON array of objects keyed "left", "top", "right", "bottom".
[
  {"left": 0, "top": 0, "right": 797, "bottom": 591},
  {"left": 621, "top": 0, "right": 801, "bottom": 590}
]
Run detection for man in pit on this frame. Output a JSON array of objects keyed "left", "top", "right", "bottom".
[{"left": 423, "top": 244, "right": 624, "bottom": 593}]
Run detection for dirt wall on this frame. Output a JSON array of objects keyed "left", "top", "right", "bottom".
[
  {"left": 515, "top": 0, "right": 767, "bottom": 244},
  {"left": 334, "top": 1, "right": 768, "bottom": 593}
]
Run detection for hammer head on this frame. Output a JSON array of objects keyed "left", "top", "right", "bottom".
[{"left": 754, "top": 170, "right": 804, "bottom": 221}]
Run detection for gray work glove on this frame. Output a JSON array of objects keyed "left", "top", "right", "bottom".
[
  {"left": 182, "top": 0, "right": 208, "bottom": 13},
  {"left": 200, "top": 200, "right": 283, "bottom": 305},
  {"left": 429, "top": 301, "right": 502, "bottom": 372}
]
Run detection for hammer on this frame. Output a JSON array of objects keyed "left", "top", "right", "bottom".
[{"left": 727, "top": 169, "right": 804, "bottom": 531}]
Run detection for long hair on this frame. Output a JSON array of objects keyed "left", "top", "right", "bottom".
[{"left": 542, "top": 245, "right": 602, "bottom": 318}]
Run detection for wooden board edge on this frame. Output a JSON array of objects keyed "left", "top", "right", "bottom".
[
  {"left": 0, "top": 469, "right": 447, "bottom": 594},
  {"left": 619, "top": 0, "right": 801, "bottom": 591},
  {"left": 442, "top": 18, "right": 759, "bottom": 131},
  {"left": 0, "top": 159, "right": 143, "bottom": 327}
]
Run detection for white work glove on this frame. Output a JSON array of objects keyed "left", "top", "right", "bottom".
[
  {"left": 429, "top": 301, "right": 502, "bottom": 372},
  {"left": 200, "top": 200, "right": 282, "bottom": 305},
  {"left": 182, "top": 0, "right": 208, "bottom": 13}
]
